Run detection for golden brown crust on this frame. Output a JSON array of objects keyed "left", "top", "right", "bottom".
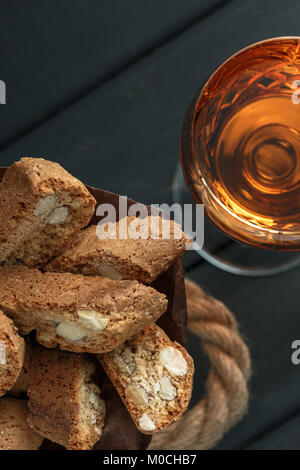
[
  {"left": 0, "top": 398, "right": 43, "bottom": 450},
  {"left": 0, "top": 310, "right": 25, "bottom": 397},
  {"left": 27, "top": 344, "right": 105, "bottom": 450},
  {"left": 0, "top": 266, "right": 167, "bottom": 354},
  {"left": 0, "top": 157, "right": 96, "bottom": 267},
  {"left": 46, "top": 217, "right": 188, "bottom": 283},
  {"left": 99, "top": 324, "right": 194, "bottom": 434}
]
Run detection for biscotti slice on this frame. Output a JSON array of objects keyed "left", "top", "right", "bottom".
[
  {"left": 98, "top": 324, "right": 194, "bottom": 434},
  {"left": 0, "top": 266, "right": 167, "bottom": 353},
  {"left": 0, "top": 399, "right": 43, "bottom": 450},
  {"left": 0, "top": 157, "right": 96, "bottom": 267},
  {"left": 46, "top": 216, "right": 188, "bottom": 283},
  {"left": 7, "top": 338, "right": 31, "bottom": 397},
  {"left": 27, "top": 344, "right": 105, "bottom": 450},
  {"left": 0, "top": 310, "right": 25, "bottom": 397}
]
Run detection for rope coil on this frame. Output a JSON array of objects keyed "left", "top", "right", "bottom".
[{"left": 149, "top": 279, "right": 251, "bottom": 450}]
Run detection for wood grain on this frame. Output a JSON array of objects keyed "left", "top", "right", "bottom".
[{"left": 0, "top": 0, "right": 227, "bottom": 148}]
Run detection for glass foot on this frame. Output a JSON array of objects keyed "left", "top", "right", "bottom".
[{"left": 172, "top": 164, "right": 300, "bottom": 277}]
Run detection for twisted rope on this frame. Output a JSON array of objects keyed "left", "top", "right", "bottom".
[{"left": 149, "top": 278, "right": 251, "bottom": 450}]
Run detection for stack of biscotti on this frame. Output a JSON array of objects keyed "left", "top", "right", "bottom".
[{"left": 0, "top": 157, "right": 194, "bottom": 450}]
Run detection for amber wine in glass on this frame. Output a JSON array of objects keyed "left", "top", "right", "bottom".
[{"left": 181, "top": 37, "right": 300, "bottom": 257}]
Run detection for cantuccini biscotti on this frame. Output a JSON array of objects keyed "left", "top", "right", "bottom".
[
  {"left": 27, "top": 344, "right": 105, "bottom": 450},
  {"left": 0, "top": 266, "right": 167, "bottom": 353},
  {"left": 0, "top": 157, "right": 96, "bottom": 267},
  {"left": 0, "top": 399, "right": 43, "bottom": 450},
  {"left": 98, "top": 324, "right": 194, "bottom": 434},
  {"left": 0, "top": 310, "right": 25, "bottom": 397},
  {"left": 46, "top": 216, "right": 188, "bottom": 283}
]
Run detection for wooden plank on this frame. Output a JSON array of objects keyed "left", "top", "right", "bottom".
[
  {"left": 0, "top": 0, "right": 227, "bottom": 148},
  {"left": 246, "top": 412, "right": 300, "bottom": 450},
  {"left": 187, "top": 243, "right": 300, "bottom": 449}
]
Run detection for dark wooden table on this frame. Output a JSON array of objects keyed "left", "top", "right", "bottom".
[{"left": 1, "top": 0, "right": 300, "bottom": 450}]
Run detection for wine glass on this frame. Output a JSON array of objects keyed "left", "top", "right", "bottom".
[{"left": 176, "top": 37, "right": 300, "bottom": 276}]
